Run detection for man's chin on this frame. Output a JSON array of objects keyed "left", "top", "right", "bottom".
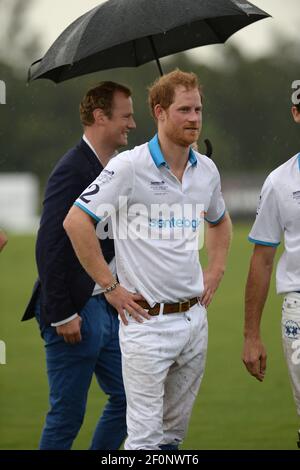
[
  {"left": 119, "top": 138, "right": 128, "bottom": 147},
  {"left": 177, "top": 137, "right": 199, "bottom": 147},
  {"left": 179, "top": 133, "right": 200, "bottom": 147},
  {"left": 187, "top": 133, "right": 200, "bottom": 143}
]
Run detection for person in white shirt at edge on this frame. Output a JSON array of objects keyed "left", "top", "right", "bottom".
[
  {"left": 243, "top": 103, "right": 300, "bottom": 448},
  {"left": 64, "top": 69, "right": 232, "bottom": 450}
]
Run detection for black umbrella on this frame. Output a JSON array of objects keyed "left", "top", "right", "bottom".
[{"left": 28, "top": 0, "right": 270, "bottom": 83}]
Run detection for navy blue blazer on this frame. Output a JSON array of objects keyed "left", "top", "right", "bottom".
[{"left": 22, "top": 139, "right": 115, "bottom": 326}]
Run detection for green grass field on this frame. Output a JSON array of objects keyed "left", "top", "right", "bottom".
[{"left": 0, "top": 225, "right": 299, "bottom": 450}]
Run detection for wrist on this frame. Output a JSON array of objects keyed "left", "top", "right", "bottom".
[
  {"left": 244, "top": 331, "right": 261, "bottom": 340},
  {"left": 208, "top": 266, "right": 225, "bottom": 278},
  {"left": 100, "top": 276, "right": 117, "bottom": 289},
  {"left": 103, "top": 280, "right": 119, "bottom": 294}
]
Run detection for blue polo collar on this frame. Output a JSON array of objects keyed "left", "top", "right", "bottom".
[{"left": 148, "top": 134, "right": 197, "bottom": 168}]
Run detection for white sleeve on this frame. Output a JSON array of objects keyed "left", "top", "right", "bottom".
[
  {"left": 249, "top": 176, "right": 282, "bottom": 247},
  {"left": 51, "top": 314, "right": 79, "bottom": 327},
  {"left": 205, "top": 166, "right": 226, "bottom": 224},
  {"left": 74, "top": 153, "right": 134, "bottom": 222}
]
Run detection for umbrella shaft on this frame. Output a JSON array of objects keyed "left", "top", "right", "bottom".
[{"left": 148, "top": 36, "right": 164, "bottom": 76}]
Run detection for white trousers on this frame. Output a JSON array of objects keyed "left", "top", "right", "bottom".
[
  {"left": 281, "top": 292, "right": 300, "bottom": 416},
  {"left": 119, "top": 302, "right": 208, "bottom": 450}
]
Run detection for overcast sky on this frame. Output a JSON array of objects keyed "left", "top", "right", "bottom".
[{"left": 27, "top": 0, "right": 300, "bottom": 66}]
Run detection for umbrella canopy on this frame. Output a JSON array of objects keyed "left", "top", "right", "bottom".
[{"left": 29, "top": 0, "right": 270, "bottom": 83}]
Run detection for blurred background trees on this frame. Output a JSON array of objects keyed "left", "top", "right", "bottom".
[{"left": 0, "top": 0, "right": 299, "bottom": 190}]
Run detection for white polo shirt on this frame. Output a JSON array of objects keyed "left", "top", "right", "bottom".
[
  {"left": 75, "top": 135, "right": 225, "bottom": 306},
  {"left": 249, "top": 153, "right": 300, "bottom": 294}
]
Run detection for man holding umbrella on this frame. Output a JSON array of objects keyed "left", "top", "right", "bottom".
[
  {"left": 23, "top": 81, "right": 136, "bottom": 450},
  {"left": 64, "top": 69, "right": 232, "bottom": 450}
]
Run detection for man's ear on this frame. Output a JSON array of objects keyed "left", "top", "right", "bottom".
[
  {"left": 291, "top": 106, "right": 300, "bottom": 124},
  {"left": 93, "top": 108, "right": 107, "bottom": 125},
  {"left": 154, "top": 104, "right": 166, "bottom": 122}
]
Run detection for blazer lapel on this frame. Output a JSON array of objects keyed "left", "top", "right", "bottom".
[{"left": 78, "top": 138, "right": 103, "bottom": 177}]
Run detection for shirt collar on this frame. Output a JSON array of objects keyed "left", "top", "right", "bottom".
[
  {"left": 83, "top": 134, "right": 118, "bottom": 161},
  {"left": 148, "top": 134, "right": 197, "bottom": 168},
  {"left": 83, "top": 134, "right": 100, "bottom": 160},
  {"left": 298, "top": 153, "right": 300, "bottom": 171}
]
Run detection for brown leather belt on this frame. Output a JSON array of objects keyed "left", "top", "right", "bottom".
[{"left": 136, "top": 297, "right": 199, "bottom": 316}]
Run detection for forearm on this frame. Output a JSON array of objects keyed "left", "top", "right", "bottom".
[
  {"left": 244, "top": 247, "right": 275, "bottom": 339},
  {"left": 64, "top": 207, "right": 150, "bottom": 326},
  {"left": 64, "top": 206, "right": 115, "bottom": 289},
  {"left": 200, "top": 213, "right": 232, "bottom": 307},
  {"left": 205, "top": 212, "right": 232, "bottom": 275}
]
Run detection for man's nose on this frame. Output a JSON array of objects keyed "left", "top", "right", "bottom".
[
  {"left": 128, "top": 116, "right": 136, "bottom": 129},
  {"left": 190, "top": 110, "right": 201, "bottom": 121}
]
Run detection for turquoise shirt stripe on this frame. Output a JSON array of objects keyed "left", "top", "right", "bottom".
[
  {"left": 74, "top": 201, "right": 101, "bottom": 222},
  {"left": 248, "top": 236, "right": 280, "bottom": 247},
  {"left": 205, "top": 210, "right": 226, "bottom": 225},
  {"left": 148, "top": 134, "right": 197, "bottom": 168}
]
